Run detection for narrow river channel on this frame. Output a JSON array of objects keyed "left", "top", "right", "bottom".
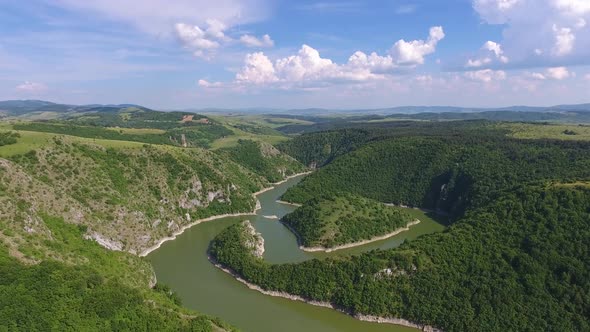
[{"left": 148, "top": 174, "right": 445, "bottom": 332}]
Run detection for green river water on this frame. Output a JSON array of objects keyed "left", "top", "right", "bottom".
[{"left": 148, "top": 174, "right": 445, "bottom": 332}]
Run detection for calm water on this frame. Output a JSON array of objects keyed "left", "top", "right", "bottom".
[{"left": 148, "top": 175, "right": 445, "bottom": 332}]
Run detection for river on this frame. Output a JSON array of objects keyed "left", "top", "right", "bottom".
[{"left": 148, "top": 174, "right": 445, "bottom": 332}]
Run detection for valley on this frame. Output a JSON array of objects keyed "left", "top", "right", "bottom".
[{"left": 1, "top": 100, "right": 590, "bottom": 331}]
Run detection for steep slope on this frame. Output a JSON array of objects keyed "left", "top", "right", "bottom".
[
  {"left": 0, "top": 134, "right": 271, "bottom": 257},
  {"left": 217, "top": 139, "right": 306, "bottom": 182},
  {"left": 281, "top": 136, "right": 590, "bottom": 220}
]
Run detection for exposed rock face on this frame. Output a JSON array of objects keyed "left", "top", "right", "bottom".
[
  {"left": 241, "top": 220, "right": 265, "bottom": 258},
  {"left": 84, "top": 232, "right": 124, "bottom": 251},
  {"left": 259, "top": 142, "right": 281, "bottom": 157}
]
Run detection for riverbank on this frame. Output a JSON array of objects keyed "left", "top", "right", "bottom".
[
  {"left": 209, "top": 256, "right": 440, "bottom": 332},
  {"left": 276, "top": 200, "right": 302, "bottom": 207},
  {"left": 139, "top": 171, "right": 311, "bottom": 257},
  {"left": 282, "top": 219, "right": 421, "bottom": 253}
]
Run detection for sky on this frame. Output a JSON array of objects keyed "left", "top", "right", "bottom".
[{"left": 1, "top": 0, "right": 590, "bottom": 109}]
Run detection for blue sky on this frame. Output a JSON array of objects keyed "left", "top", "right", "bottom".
[{"left": 1, "top": 0, "right": 589, "bottom": 109}]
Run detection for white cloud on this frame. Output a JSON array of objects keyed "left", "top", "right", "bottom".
[
  {"left": 240, "top": 34, "right": 274, "bottom": 48},
  {"left": 16, "top": 81, "right": 47, "bottom": 92},
  {"left": 390, "top": 26, "right": 445, "bottom": 65},
  {"left": 274, "top": 45, "right": 340, "bottom": 82},
  {"left": 553, "top": 0, "right": 590, "bottom": 16},
  {"left": 552, "top": 25, "right": 575, "bottom": 56},
  {"left": 174, "top": 22, "right": 222, "bottom": 58},
  {"left": 546, "top": 66, "right": 571, "bottom": 79},
  {"left": 226, "top": 27, "right": 444, "bottom": 88},
  {"left": 472, "top": 0, "right": 590, "bottom": 67},
  {"left": 198, "top": 79, "right": 223, "bottom": 88},
  {"left": 235, "top": 52, "right": 278, "bottom": 84},
  {"left": 527, "top": 72, "right": 547, "bottom": 80},
  {"left": 231, "top": 45, "right": 381, "bottom": 86},
  {"left": 466, "top": 40, "right": 509, "bottom": 68},
  {"left": 464, "top": 69, "right": 507, "bottom": 82},
  {"left": 466, "top": 57, "right": 492, "bottom": 68},
  {"left": 175, "top": 19, "right": 263, "bottom": 58},
  {"left": 473, "top": 0, "right": 522, "bottom": 24},
  {"left": 483, "top": 41, "right": 509, "bottom": 63},
  {"left": 585, "top": 73, "right": 590, "bottom": 80},
  {"left": 346, "top": 51, "right": 395, "bottom": 73},
  {"left": 390, "top": 27, "right": 445, "bottom": 65},
  {"left": 528, "top": 67, "right": 572, "bottom": 80}
]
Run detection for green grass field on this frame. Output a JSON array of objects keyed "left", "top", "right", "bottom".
[
  {"left": 210, "top": 125, "right": 289, "bottom": 149},
  {"left": 501, "top": 123, "right": 590, "bottom": 141},
  {"left": 0, "top": 128, "right": 145, "bottom": 157}
]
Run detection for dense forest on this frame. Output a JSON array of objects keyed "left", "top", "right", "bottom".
[
  {"left": 211, "top": 185, "right": 590, "bottom": 331},
  {"left": 281, "top": 135, "right": 590, "bottom": 221},
  {"left": 282, "top": 193, "right": 414, "bottom": 248},
  {"left": 275, "top": 111, "right": 590, "bottom": 134},
  {"left": 216, "top": 139, "right": 306, "bottom": 183},
  {"left": 210, "top": 124, "right": 590, "bottom": 332},
  {"left": 0, "top": 215, "right": 236, "bottom": 331},
  {"left": 0, "top": 132, "right": 19, "bottom": 147}
]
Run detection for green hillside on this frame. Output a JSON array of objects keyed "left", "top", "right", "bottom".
[
  {"left": 210, "top": 123, "right": 590, "bottom": 332},
  {"left": 217, "top": 139, "right": 306, "bottom": 183},
  {"left": 0, "top": 114, "right": 304, "bottom": 330},
  {"left": 282, "top": 193, "right": 415, "bottom": 249},
  {"left": 0, "top": 219, "right": 236, "bottom": 331}
]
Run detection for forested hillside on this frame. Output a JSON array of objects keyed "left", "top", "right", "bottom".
[
  {"left": 0, "top": 220, "right": 236, "bottom": 331},
  {"left": 210, "top": 123, "right": 590, "bottom": 331},
  {"left": 217, "top": 139, "right": 305, "bottom": 183},
  {"left": 282, "top": 136, "right": 590, "bottom": 221},
  {"left": 0, "top": 135, "right": 271, "bottom": 256},
  {"left": 0, "top": 116, "right": 303, "bottom": 330},
  {"left": 282, "top": 193, "right": 415, "bottom": 249},
  {"left": 211, "top": 185, "right": 590, "bottom": 331}
]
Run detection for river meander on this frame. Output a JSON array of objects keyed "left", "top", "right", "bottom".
[{"left": 148, "top": 174, "right": 445, "bottom": 332}]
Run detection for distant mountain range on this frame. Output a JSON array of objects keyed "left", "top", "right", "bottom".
[
  {"left": 181, "top": 104, "right": 590, "bottom": 115},
  {"left": 0, "top": 100, "right": 151, "bottom": 119},
  {"left": 2, "top": 99, "right": 590, "bottom": 119}
]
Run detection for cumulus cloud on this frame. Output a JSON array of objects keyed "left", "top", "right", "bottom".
[
  {"left": 206, "top": 26, "right": 444, "bottom": 88},
  {"left": 552, "top": 25, "right": 575, "bottom": 56},
  {"left": 585, "top": 73, "right": 590, "bottom": 80},
  {"left": 464, "top": 69, "right": 507, "bottom": 82},
  {"left": 176, "top": 20, "right": 274, "bottom": 58},
  {"left": 466, "top": 40, "right": 509, "bottom": 68},
  {"left": 472, "top": 0, "right": 590, "bottom": 67},
  {"left": 390, "top": 26, "right": 445, "bottom": 65},
  {"left": 240, "top": 34, "right": 274, "bottom": 48},
  {"left": 174, "top": 21, "right": 225, "bottom": 58},
  {"left": 16, "top": 81, "right": 47, "bottom": 93},
  {"left": 235, "top": 52, "right": 278, "bottom": 84}
]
